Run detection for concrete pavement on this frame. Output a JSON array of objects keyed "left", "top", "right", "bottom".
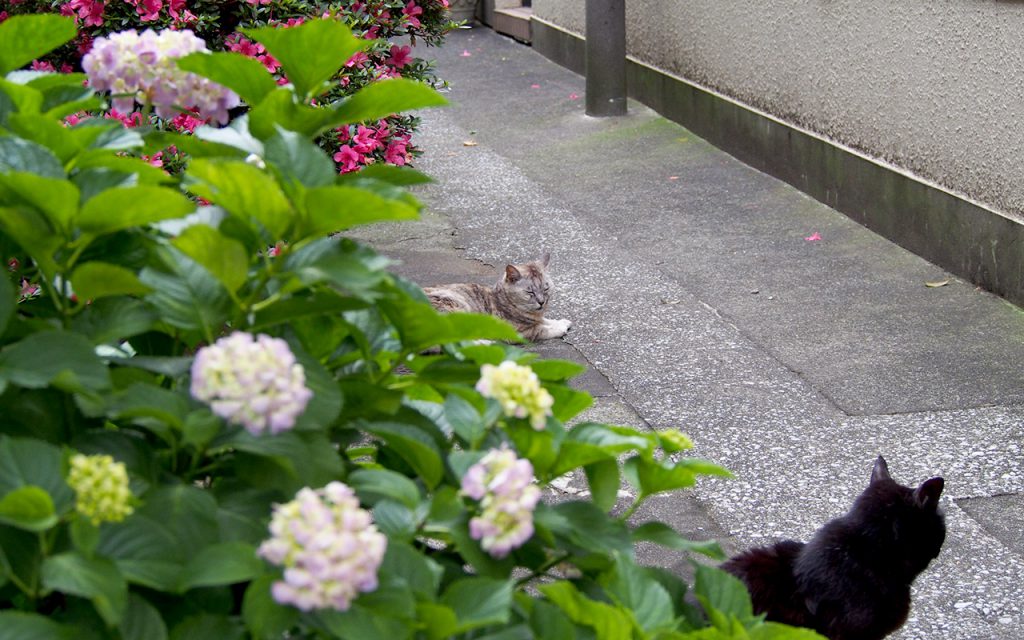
[{"left": 352, "top": 26, "right": 1024, "bottom": 639}]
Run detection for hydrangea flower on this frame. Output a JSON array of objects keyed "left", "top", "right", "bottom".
[
  {"left": 461, "top": 447, "right": 540, "bottom": 558},
  {"left": 258, "top": 482, "right": 387, "bottom": 611},
  {"left": 67, "top": 454, "right": 134, "bottom": 525},
  {"left": 190, "top": 332, "right": 313, "bottom": 436},
  {"left": 476, "top": 361, "right": 554, "bottom": 430},
  {"left": 82, "top": 28, "right": 239, "bottom": 123}
]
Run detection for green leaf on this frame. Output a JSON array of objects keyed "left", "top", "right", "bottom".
[
  {"left": 0, "top": 485, "right": 57, "bottom": 532},
  {"left": 78, "top": 186, "right": 195, "bottom": 236},
  {"left": 171, "top": 224, "right": 250, "bottom": 293},
  {"left": 71, "top": 517, "right": 100, "bottom": 556},
  {"left": 179, "top": 541, "right": 263, "bottom": 592},
  {"left": 373, "top": 499, "right": 417, "bottom": 540},
  {"left": 694, "top": 564, "right": 755, "bottom": 622},
  {"left": 0, "top": 172, "right": 78, "bottom": 236},
  {"left": 264, "top": 126, "right": 337, "bottom": 188},
  {"left": 539, "top": 581, "right": 633, "bottom": 640},
  {"left": 341, "top": 164, "right": 432, "bottom": 186},
  {"left": 348, "top": 468, "right": 421, "bottom": 509},
  {"left": 548, "top": 384, "right": 593, "bottom": 422},
  {"left": 444, "top": 393, "right": 486, "bottom": 447},
  {"left": 0, "top": 611, "right": 77, "bottom": 640},
  {"left": 416, "top": 604, "right": 458, "bottom": 640},
  {"left": 0, "top": 330, "right": 111, "bottom": 393},
  {"left": 603, "top": 553, "right": 675, "bottom": 633},
  {"left": 361, "top": 421, "right": 444, "bottom": 488},
  {"left": 0, "top": 273, "right": 13, "bottom": 338},
  {"left": 0, "top": 437, "right": 74, "bottom": 514},
  {"left": 186, "top": 159, "right": 293, "bottom": 238},
  {"left": 41, "top": 551, "right": 128, "bottom": 627},
  {"left": 584, "top": 459, "right": 619, "bottom": 513},
  {"left": 140, "top": 249, "right": 233, "bottom": 335},
  {"left": 329, "top": 78, "right": 448, "bottom": 126},
  {"left": 380, "top": 542, "right": 442, "bottom": 600},
  {"left": 0, "top": 15, "right": 76, "bottom": 75},
  {"left": 631, "top": 522, "right": 725, "bottom": 560},
  {"left": 170, "top": 614, "right": 245, "bottom": 640},
  {"left": 624, "top": 456, "right": 728, "bottom": 498},
  {"left": 244, "top": 20, "right": 367, "bottom": 99},
  {"left": 441, "top": 577, "right": 514, "bottom": 633},
  {"left": 529, "top": 359, "right": 587, "bottom": 382},
  {"left": 0, "top": 136, "right": 63, "bottom": 178},
  {"left": 381, "top": 300, "right": 519, "bottom": 352},
  {"left": 176, "top": 51, "right": 277, "bottom": 106},
  {"left": 72, "top": 297, "right": 158, "bottom": 345},
  {"left": 71, "top": 261, "right": 152, "bottom": 301},
  {"left": 120, "top": 592, "right": 168, "bottom": 640},
  {"left": 242, "top": 575, "right": 299, "bottom": 640},
  {"left": 251, "top": 290, "right": 367, "bottom": 329},
  {"left": 7, "top": 113, "right": 80, "bottom": 163},
  {"left": 541, "top": 501, "right": 632, "bottom": 555},
  {"left": 301, "top": 185, "right": 419, "bottom": 235},
  {"left": 316, "top": 605, "right": 412, "bottom": 640}
]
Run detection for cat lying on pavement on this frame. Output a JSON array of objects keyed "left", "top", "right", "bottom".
[
  {"left": 722, "top": 456, "right": 946, "bottom": 640},
  {"left": 424, "top": 253, "right": 572, "bottom": 341}
]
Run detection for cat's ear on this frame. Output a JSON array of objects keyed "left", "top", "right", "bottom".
[
  {"left": 505, "top": 265, "right": 522, "bottom": 283},
  {"left": 913, "top": 477, "right": 944, "bottom": 510},
  {"left": 870, "top": 456, "right": 891, "bottom": 484},
  {"left": 540, "top": 252, "right": 551, "bottom": 268}
]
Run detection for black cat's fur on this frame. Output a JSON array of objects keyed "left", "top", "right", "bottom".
[{"left": 722, "top": 457, "right": 946, "bottom": 640}]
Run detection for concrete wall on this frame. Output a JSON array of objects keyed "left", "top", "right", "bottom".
[{"left": 533, "top": 0, "right": 1024, "bottom": 222}]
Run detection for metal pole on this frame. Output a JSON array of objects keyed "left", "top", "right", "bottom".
[{"left": 585, "top": 0, "right": 627, "bottom": 117}]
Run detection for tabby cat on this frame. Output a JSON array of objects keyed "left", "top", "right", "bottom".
[
  {"left": 424, "top": 253, "right": 572, "bottom": 341},
  {"left": 721, "top": 456, "right": 946, "bottom": 640}
]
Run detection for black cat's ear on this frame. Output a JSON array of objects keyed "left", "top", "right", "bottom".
[
  {"left": 913, "top": 477, "right": 944, "bottom": 510},
  {"left": 540, "top": 252, "right": 551, "bottom": 267},
  {"left": 871, "top": 456, "right": 892, "bottom": 484},
  {"left": 505, "top": 265, "right": 522, "bottom": 283}
]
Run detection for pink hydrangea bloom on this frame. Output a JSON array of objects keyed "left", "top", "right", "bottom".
[
  {"left": 190, "top": 332, "right": 313, "bottom": 436},
  {"left": 82, "top": 28, "right": 240, "bottom": 124},
  {"left": 258, "top": 482, "right": 387, "bottom": 611},
  {"left": 461, "top": 447, "right": 540, "bottom": 559}
]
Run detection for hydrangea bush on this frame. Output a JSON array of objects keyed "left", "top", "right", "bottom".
[
  {"left": 0, "top": 0, "right": 456, "bottom": 173},
  {"left": 0, "top": 14, "right": 825, "bottom": 640}
]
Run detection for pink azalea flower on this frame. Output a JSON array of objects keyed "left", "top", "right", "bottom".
[
  {"left": 345, "top": 51, "right": 369, "bottom": 68},
  {"left": 31, "top": 60, "right": 56, "bottom": 72},
  {"left": 141, "top": 151, "right": 164, "bottom": 168},
  {"left": 130, "top": 0, "right": 163, "bottom": 22},
  {"left": 65, "top": 0, "right": 107, "bottom": 27},
  {"left": 352, "top": 125, "right": 382, "bottom": 154},
  {"left": 387, "top": 44, "right": 413, "bottom": 69},
  {"left": 805, "top": 232, "right": 822, "bottom": 242},
  {"left": 167, "top": 0, "right": 185, "bottom": 17},
  {"left": 246, "top": 0, "right": 272, "bottom": 4},
  {"left": 0, "top": 11, "right": 9, "bottom": 22},
  {"left": 384, "top": 139, "right": 409, "bottom": 166},
  {"left": 333, "top": 145, "right": 362, "bottom": 173},
  {"left": 402, "top": 1, "right": 423, "bottom": 28},
  {"left": 170, "top": 110, "right": 206, "bottom": 133}
]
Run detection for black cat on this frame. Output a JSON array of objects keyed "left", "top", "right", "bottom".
[{"left": 722, "top": 456, "right": 946, "bottom": 640}]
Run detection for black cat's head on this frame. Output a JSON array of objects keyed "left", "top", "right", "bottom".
[{"left": 853, "top": 456, "right": 947, "bottom": 576}]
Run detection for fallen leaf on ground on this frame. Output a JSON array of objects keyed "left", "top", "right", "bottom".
[
  {"left": 462, "top": 140, "right": 478, "bottom": 147},
  {"left": 668, "top": 176, "right": 679, "bottom": 181},
  {"left": 568, "top": 92, "right": 579, "bottom": 100},
  {"left": 530, "top": 83, "right": 541, "bottom": 89},
  {"left": 925, "top": 279, "right": 951, "bottom": 288},
  {"left": 460, "top": 49, "right": 472, "bottom": 57},
  {"left": 804, "top": 232, "right": 822, "bottom": 242}
]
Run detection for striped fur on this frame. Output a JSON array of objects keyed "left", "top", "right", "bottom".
[{"left": 424, "top": 253, "right": 572, "bottom": 341}]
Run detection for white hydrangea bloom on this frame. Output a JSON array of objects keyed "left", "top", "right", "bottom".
[{"left": 476, "top": 361, "right": 554, "bottom": 430}]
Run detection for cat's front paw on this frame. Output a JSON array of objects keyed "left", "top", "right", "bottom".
[{"left": 548, "top": 318, "right": 572, "bottom": 338}]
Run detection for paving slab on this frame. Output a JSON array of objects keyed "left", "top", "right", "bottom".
[{"left": 353, "top": 26, "right": 1024, "bottom": 639}]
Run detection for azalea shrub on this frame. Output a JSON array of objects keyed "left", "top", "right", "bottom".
[
  {"left": 0, "top": 0, "right": 457, "bottom": 173},
  {"left": 0, "top": 14, "right": 826, "bottom": 640}
]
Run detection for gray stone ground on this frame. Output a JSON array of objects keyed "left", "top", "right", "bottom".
[{"left": 351, "top": 26, "right": 1024, "bottom": 639}]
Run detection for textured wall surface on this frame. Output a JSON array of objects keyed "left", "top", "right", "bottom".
[{"left": 533, "top": 0, "right": 1024, "bottom": 219}]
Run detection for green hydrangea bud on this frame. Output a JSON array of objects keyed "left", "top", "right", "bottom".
[{"left": 67, "top": 454, "right": 134, "bottom": 526}]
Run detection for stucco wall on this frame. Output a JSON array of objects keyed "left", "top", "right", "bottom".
[{"left": 533, "top": 0, "right": 1024, "bottom": 220}]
